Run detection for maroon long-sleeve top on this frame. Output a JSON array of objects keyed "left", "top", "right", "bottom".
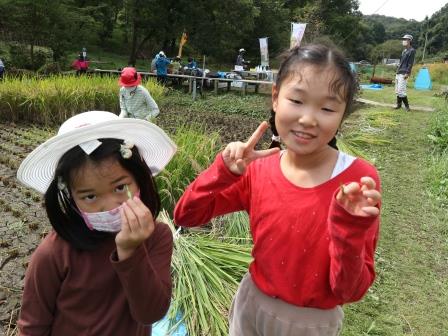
[{"left": 18, "top": 222, "right": 173, "bottom": 336}]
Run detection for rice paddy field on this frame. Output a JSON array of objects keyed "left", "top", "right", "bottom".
[{"left": 0, "top": 74, "right": 447, "bottom": 335}]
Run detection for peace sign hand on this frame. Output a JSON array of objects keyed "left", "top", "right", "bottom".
[
  {"left": 222, "top": 121, "right": 280, "bottom": 175},
  {"left": 336, "top": 177, "right": 381, "bottom": 217}
]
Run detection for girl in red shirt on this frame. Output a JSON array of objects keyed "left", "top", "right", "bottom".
[{"left": 174, "top": 44, "right": 382, "bottom": 335}]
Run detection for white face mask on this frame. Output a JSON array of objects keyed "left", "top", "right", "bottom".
[
  {"left": 80, "top": 205, "right": 122, "bottom": 232},
  {"left": 402, "top": 40, "right": 408, "bottom": 46}
]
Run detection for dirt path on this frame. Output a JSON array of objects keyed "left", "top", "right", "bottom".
[{"left": 343, "top": 109, "right": 448, "bottom": 335}]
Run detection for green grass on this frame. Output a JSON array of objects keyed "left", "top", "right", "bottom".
[
  {"left": 359, "top": 84, "right": 443, "bottom": 107},
  {"left": 341, "top": 92, "right": 448, "bottom": 335}
]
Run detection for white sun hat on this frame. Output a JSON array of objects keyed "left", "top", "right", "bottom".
[{"left": 17, "top": 111, "right": 177, "bottom": 194}]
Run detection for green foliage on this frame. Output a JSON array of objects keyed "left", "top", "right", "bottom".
[
  {"left": 370, "top": 40, "right": 404, "bottom": 62},
  {"left": 426, "top": 151, "right": 448, "bottom": 207},
  {"left": 211, "top": 211, "right": 251, "bottom": 243},
  {"left": 0, "top": 75, "right": 165, "bottom": 124},
  {"left": 155, "top": 124, "right": 221, "bottom": 213},
  {"left": 427, "top": 105, "right": 448, "bottom": 151},
  {"left": 8, "top": 43, "right": 53, "bottom": 70},
  {"left": 159, "top": 210, "right": 252, "bottom": 336}
]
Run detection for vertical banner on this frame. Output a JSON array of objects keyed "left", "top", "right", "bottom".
[
  {"left": 290, "top": 23, "right": 307, "bottom": 48},
  {"left": 259, "top": 37, "right": 269, "bottom": 67}
]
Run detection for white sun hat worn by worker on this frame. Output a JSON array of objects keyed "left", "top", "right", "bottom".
[
  {"left": 239, "top": 48, "right": 245, "bottom": 52},
  {"left": 401, "top": 34, "right": 413, "bottom": 40},
  {"left": 17, "top": 111, "right": 177, "bottom": 194}
]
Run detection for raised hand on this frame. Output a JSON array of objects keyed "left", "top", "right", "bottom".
[
  {"left": 222, "top": 121, "right": 280, "bottom": 175},
  {"left": 336, "top": 176, "right": 381, "bottom": 217},
  {"left": 115, "top": 197, "right": 155, "bottom": 260}
]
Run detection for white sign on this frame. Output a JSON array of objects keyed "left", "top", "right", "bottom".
[
  {"left": 290, "top": 23, "right": 307, "bottom": 48},
  {"left": 259, "top": 37, "right": 269, "bottom": 67}
]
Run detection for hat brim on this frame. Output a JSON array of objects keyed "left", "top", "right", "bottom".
[
  {"left": 17, "top": 118, "right": 177, "bottom": 194},
  {"left": 119, "top": 73, "right": 142, "bottom": 87}
]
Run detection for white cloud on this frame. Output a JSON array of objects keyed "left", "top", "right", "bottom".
[{"left": 357, "top": 0, "right": 447, "bottom": 21}]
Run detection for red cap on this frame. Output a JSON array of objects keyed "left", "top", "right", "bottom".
[{"left": 119, "top": 67, "right": 142, "bottom": 87}]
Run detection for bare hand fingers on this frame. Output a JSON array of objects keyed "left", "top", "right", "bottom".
[
  {"left": 361, "top": 206, "right": 380, "bottom": 216},
  {"left": 124, "top": 197, "right": 153, "bottom": 231},
  {"left": 360, "top": 176, "right": 376, "bottom": 190},
  {"left": 122, "top": 202, "right": 139, "bottom": 232},
  {"left": 120, "top": 206, "right": 131, "bottom": 233},
  {"left": 342, "top": 182, "right": 361, "bottom": 195},
  {"left": 246, "top": 121, "right": 269, "bottom": 150}
]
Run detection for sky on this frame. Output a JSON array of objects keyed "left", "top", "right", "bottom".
[{"left": 357, "top": 0, "right": 448, "bottom": 21}]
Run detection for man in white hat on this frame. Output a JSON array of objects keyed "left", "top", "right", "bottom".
[
  {"left": 236, "top": 48, "right": 250, "bottom": 68},
  {"left": 394, "top": 34, "right": 416, "bottom": 112}
]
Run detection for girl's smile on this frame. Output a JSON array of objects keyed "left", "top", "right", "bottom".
[{"left": 272, "top": 65, "right": 347, "bottom": 157}]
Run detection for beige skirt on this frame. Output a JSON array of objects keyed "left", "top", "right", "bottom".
[{"left": 229, "top": 273, "right": 344, "bottom": 336}]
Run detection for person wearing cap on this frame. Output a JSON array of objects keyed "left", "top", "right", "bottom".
[
  {"left": 394, "top": 34, "right": 416, "bottom": 112},
  {"left": 155, "top": 51, "right": 171, "bottom": 84},
  {"left": 186, "top": 57, "right": 197, "bottom": 69},
  {"left": 236, "top": 48, "right": 250, "bottom": 69},
  {"left": 16, "top": 111, "right": 176, "bottom": 335},
  {"left": 119, "top": 67, "right": 160, "bottom": 120}
]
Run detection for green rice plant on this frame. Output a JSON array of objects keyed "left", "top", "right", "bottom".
[
  {"left": 336, "top": 136, "right": 371, "bottom": 161},
  {"left": 159, "top": 210, "right": 252, "bottom": 336},
  {"left": 426, "top": 149, "right": 448, "bottom": 207},
  {"left": 211, "top": 211, "right": 251, "bottom": 243},
  {"left": 427, "top": 104, "right": 448, "bottom": 152},
  {"left": 0, "top": 75, "right": 165, "bottom": 124},
  {"left": 156, "top": 124, "right": 221, "bottom": 212}
]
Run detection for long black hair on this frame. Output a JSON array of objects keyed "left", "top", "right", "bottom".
[
  {"left": 44, "top": 139, "right": 161, "bottom": 250},
  {"left": 269, "top": 43, "right": 358, "bottom": 149}
]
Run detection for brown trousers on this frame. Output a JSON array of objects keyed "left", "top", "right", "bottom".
[{"left": 229, "top": 274, "right": 344, "bottom": 336}]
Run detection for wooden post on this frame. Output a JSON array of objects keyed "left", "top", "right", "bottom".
[
  {"left": 188, "top": 78, "right": 192, "bottom": 93},
  {"left": 227, "top": 81, "right": 231, "bottom": 92},
  {"left": 242, "top": 82, "right": 247, "bottom": 96},
  {"left": 214, "top": 80, "right": 218, "bottom": 95}
]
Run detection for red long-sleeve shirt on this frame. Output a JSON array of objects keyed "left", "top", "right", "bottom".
[
  {"left": 174, "top": 152, "right": 380, "bottom": 308},
  {"left": 18, "top": 222, "right": 173, "bottom": 336}
]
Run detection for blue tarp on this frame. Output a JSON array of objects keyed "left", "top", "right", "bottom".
[
  {"left": 152, "top": 310, "right": 187, "bottom": 336},
  {"left": 414, "top": 67, "right": 432, "bottom": 90},
  {"left": 360, "top": 83, "right": 383, "bottom": 90}
]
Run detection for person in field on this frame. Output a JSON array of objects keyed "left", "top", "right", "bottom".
[
  {"left": 16, "top": 111, "right": 177, "bottom": 336},
  {"left": 174, "top": 43, "right": 382, "bottom": 336},
  {"left": 119, "top": 67, "right": 160, "bottom": 120}
]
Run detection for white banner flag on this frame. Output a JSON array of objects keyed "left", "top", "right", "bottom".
[
  {"left": 259, "top": 37, "right": 269, "bottom": 67},
  {"left": 290, "top": 23, "right": 307, "bottom": 48}
]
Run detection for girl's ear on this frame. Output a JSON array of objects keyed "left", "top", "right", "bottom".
[{"left": 272, "top": 84, "right": 279, "bottom": 112}]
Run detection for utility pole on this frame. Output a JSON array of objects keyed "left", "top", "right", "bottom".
[
  {"left": 421, "top": 17, "right": 429, "bottom": 63},
  {"left": 422, "top": 31, "right": 428, "bottom": 63}
]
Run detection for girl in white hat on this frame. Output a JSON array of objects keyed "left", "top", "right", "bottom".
[{"left": 16, "top": 111, "right": 177, "bottom": 336}]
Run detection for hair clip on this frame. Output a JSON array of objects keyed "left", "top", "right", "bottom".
[
  {"left": 120, "top": 141, "right": 134, "bottom": 159},
  {"left": 57, "top": 176, "right": 70, "bottom": 198},
  {"left": 271, "top": 135, "right": 281, "bottom": 142}
]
